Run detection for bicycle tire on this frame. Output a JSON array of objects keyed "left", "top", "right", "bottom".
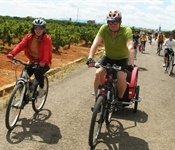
[
  {"left": 105, "top": 104, "right": 115, "bottom": 125},
  {"left": 157, "top": 47, "right": 160, "bottom": 56},
  {"left": 165, "top": 56, "right": 170, "bottom": 72},
  {"left": 168, "top": 56, "right": 174, "bottom": 76},
  {"left": 32, "top": 75, "right": 49, "bottom": 112},
  {"left": 105, "top": 86, "right": 116, "bottom": 125},
  {"left": 133, "top": 85, "right": 139, "bottom": 113},
  {"left": 88, "top": 95, "right": 105, "bottom": 148},
  {"left": 5, "top": 84, "right": 24, "bottom": 130}
]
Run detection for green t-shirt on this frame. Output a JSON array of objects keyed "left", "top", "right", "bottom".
[{"left": 97, "top": 24, "right": 133, "bottom": 60}]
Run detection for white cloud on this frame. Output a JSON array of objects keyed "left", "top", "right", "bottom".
[{"left": 0, "top": 0, "right": 174, "bottom": 31}]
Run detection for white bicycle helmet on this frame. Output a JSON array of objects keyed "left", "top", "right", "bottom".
[
  {"left": 32, "top": 18, "right": 46, "bottom": 27},
  {"left": 106, "top": 10, "right": 122, "bottom": 22}
]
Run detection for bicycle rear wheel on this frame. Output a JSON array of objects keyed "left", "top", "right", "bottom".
[
  {"left": 5, "top": 84, "right": 24, "bottom": 130},
  {"left": 32, "top": 75, "right": 49, "bottom": 112},
  {"left": 88, "top": 95, "right": 105, "bottom": 148}
]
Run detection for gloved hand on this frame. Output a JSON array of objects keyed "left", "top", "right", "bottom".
[
  {"left": 86, "top": 58, "right": 95, "bottom": 67},
  {"left": 7, "top": 53, "right": 14, "bottom": 60},
  {"left": 125, "top": 65, "right": 134, "bottom": 72}
]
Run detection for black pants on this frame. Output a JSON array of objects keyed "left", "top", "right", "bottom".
[
  {"left": 27, "top": 64, "right": 50, "bottom": 88},
  {"left": 99, "top": 56, "right": 128, "bottom": 67},
  {"left": 164, "top": 48, "right": 174, "bottom": 57}
]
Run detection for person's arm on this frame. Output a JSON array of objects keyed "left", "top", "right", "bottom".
[
  {"left": 127, "top": 39, "right": 135, "bottom": 65},
  {"left": 40, "top": 35, "right": 52, "bottom": 67},
  {"left": 88, "top": 35, "right": 103, "bottom": 59},
  {"left": 9, "top": 34, "right": 29, "bottom": 56}
]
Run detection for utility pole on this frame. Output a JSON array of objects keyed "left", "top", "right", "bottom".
[
  {"left": 76, "top": 7, "right": 79, "bottom": 22},
  {"left": 159, "top": 24, "right": 161, "bottom": 32}
]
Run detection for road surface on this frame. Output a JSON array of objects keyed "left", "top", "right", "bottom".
[{"left": 0, "top": 40, "right": 175, "bottom": 150}]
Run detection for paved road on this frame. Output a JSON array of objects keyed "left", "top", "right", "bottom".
[{"left": 0, "top": 40, "right": 175, "bottom": 150}]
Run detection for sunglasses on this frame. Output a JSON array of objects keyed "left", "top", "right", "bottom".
[
  {"left": 34, "top": 26, "right": 44, "bottom": 30},
  {"left": 107, "top": 21, "right": 120, "bottom": 25}
]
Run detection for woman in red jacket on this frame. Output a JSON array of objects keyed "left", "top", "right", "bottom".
[{"left": 7, "top": 18, "right": 52, "bottom": 97}]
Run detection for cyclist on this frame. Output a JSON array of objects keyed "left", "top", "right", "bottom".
[
  {"left": 162, "top": 33, "right": 175, "bottom": 67},
  {"left": 86, "top": 10, "right": 134, "bottom": 108},
  {"left": 157, "top": 32, "right": 165, "bottom": 54},
  {"left": 7, "top": 18, "right": 52, "bottom": 97},
  {"left": 133, "top": 31, "right": 140, "bottom": 60},
  {"left": 154, "top": 31, "right": 158, "bottom": 41},
  {"left": 140, "top": 32, "right": 147, "bottom": 52},
  {"left": 148, "top": 33, "right": 152, "bottom": 45}
]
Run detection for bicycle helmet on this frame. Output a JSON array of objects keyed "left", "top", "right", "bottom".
[
  {"left": 32, "top": 18, "right": 46, "bottom": 27},
  {"left": 106, "top": 10, "right": 122, "bottom": 22}
]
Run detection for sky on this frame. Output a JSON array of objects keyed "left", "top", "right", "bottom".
[{"left": 0, "top": 0, "right": 174, "bottom": 31}]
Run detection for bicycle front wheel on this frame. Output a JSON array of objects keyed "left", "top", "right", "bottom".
[
  {"left": 168, "top": 56, "right": 174, "bottom": 76},
  {"left": 32, "top": 75, "right": 49, "bottom": 112},
  {"left": 5, "top": 84, "right": 24, "bottom": 130},
  {"left": 88, "top": 95, "right": 105, "bottom": 148},
  {"left": 165, "top": 58, "right": 170, "bottom": 72}
]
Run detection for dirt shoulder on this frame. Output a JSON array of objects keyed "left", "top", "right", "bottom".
[{"left": 0, "top": 45, "right": 91, "bottom": 89}]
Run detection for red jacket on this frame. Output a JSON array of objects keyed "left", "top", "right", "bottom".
[{"left": 10, "top": 33, "right": 52, "bottom": 65}]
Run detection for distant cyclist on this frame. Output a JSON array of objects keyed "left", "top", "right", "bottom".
[
  {"left": 162, "top": 33, "right": 175, "bottom": 67},
  {"left": 140, "top": 32, "right": 147, "bottom": 52},
  {"left": 133, "top": 31, "right": 140, "bottom": 59},
  {"left": 157, "top": 32, "right": 165, "bottom": 54},
  {"left": 148, "top": 33, "right": 152, "bottom": 45},
  {"left": 154, "top": 31, "right": 158, "bottom": 41}
]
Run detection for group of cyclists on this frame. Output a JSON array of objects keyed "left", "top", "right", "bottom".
[
  {"left": 4, "top": 8, "right": 175, "bottom": 148},
  {"left": 132, "top": 30, "right": 175, "bottom": 68},
  {"left": 6, "top": 9, "right": 175, "bottom": 110},
  {"left": 133, "top": 31, "right": 151, "bottom": 59}
]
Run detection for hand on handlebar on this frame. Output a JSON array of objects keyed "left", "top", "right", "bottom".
[
  {"left": 86, "top": 58, "right": 95, "bottom": 67},
  {"left": 124, "top": 65, "right": 134, "bottom": 72},
  {"left": 7, "top": 53, "right": 14, "bottom": 60}
]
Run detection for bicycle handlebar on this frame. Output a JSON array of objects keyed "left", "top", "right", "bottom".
[
  {"left": 9, "top": 58, "right": 39, "bottom": 68},
  {"left": 94, "top": 62, "right": 133, "bottom": 72}
]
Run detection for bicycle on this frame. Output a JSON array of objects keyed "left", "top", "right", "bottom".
[
  {"left": 140, "top": 41, "right": 145, "bottom": 53},
  {"left": 157, "top": 43, "right": 163, "bottom": 56},
  {"left": 5, "top": 58, "right": 49, "bottom": 130},
  {"left": 165, "top": 48, "right": 174, "bottom": 76},
  {"left": 88, "top": 63, "right": 140, "bottom": 148}
]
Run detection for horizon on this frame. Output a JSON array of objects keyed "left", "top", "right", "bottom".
[{"left": 0, "top": 0, "right": 174, "bottom": 31}]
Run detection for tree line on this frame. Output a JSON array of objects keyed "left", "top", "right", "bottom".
[
  {"left": 0, "top": 15, "right": 174, "bottom": 52},
  {"left": 0, "top": 16, "right": 101, "bottom": 52}
]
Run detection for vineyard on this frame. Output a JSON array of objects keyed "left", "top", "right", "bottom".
[
  {"left": 0, "top": 16, "right": 104, "bottom": 88},
  {"left": 0, "top": 15, "right": 174, "bottom": 88},
  {"left": 0, "top": 16, "right": 101, "bottom": 52}
]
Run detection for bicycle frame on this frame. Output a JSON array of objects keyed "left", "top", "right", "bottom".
[
  {"left": 165, "top": 50, "right": 174, "bottom": 75},
  {"left": 5, "top": 58, "right": 49, "bottom": 130},
  {"left": 15, "top": 62, "right": 39, "bottom": 105}
]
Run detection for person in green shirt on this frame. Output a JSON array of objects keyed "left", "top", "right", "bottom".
[{"left": 86, "top": 10, "right": 135, "bottom": 108}]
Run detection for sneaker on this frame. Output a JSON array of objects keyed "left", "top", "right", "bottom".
[
  {"left": 163, "top": 64, "right": 166, "bottom": 67},
  {"left": 38, "top": 87, "right": 46, "bottom": 98}
]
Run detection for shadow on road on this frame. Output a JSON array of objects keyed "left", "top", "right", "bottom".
[
  {"left": 113, "top": 108, "right": 148, "bottom": 124},
  {"left": 138, "top": 67, "right": 148, "bottom": 71},
  {"left": 91, "top": 108, "right": 149, "bottom": 150},
  {"left": 93, "top": 120, "right": 149, "bottom": 150},
  {"left": 6, "top": 109, "right": 62, "bottom": 144}
]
